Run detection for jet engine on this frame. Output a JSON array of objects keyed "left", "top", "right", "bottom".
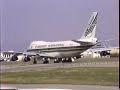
[
  {"left": 24, "top": 56, "right": 31, "bottom": 62},
  {"left": 100, "top": 51, "right": 110, "bottom": 56},
  {"left": 11, "top": 55, "right": 18, "bottom": 61}
]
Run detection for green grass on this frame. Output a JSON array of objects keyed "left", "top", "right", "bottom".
[
  {"left": 1, "top": 67, "right": 119, "bottom": 86},
  {"left": 1, "top": 57, "right": 119, "bottom": 65},
  {"left": 73, "top": 57, "right": 119, "bottom": 63}
]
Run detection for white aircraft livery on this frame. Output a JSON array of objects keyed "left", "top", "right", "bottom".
[{"left": 12, "top": 12, "right": 98, "bottom": 63}]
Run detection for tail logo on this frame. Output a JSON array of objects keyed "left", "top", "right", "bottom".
[
  {"left": 85, "top": 13, "right": 97, "bottom": 38},
  {"left": 85, "top": 24, "right": 95, "bottom": 37}
]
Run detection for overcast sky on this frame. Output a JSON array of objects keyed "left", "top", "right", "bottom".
[{"left": 0, "top": 0, "right": 119, "bottom": 52}]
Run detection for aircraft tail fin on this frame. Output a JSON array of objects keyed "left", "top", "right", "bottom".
[{"left": 80, "top": 12, "right": 98, "bottom": 40}]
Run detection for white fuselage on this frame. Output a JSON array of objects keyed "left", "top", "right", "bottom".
[{"left": 27, "top": 40, "right": 94, "bottom": 58}]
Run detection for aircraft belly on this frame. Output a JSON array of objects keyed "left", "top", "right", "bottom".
[
  {"left": 59, "top": 50, "right": 84, "bottom": 58},
  {"left": 44, "top": 50, "right": 85, "bottom": 58}
]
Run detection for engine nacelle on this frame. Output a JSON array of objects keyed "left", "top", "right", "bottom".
[
  {"left": 11, "top": 55, "right": 18, "bottom": 61},
  {"left": 24, "top": 56, "right": 31, "bottom": 62},
  {"left": 100, "top": 51, "right": 110, "bottom": 56}
]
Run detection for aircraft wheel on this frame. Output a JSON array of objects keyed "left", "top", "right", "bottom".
[
  {"left": 33, "top": 59, "right": 37, "bottom": 64},
  {"left": 43, "top": 60, "right": 49, "bottom": 64}
]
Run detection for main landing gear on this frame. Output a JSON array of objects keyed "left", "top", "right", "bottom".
[
  {"left": 43, "top": 58, "right": 50, "bottom": 64},
  {"left": 54, "top": 57, "right": 75, "bottom": 63}
]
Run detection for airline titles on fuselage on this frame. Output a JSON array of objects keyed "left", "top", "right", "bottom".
[{"left": 30, "top": 43, "right": 65, "bottom": 49}]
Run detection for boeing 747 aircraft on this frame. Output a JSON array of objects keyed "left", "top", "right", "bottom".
[{"left": 12, "top": 12, "right": 98, "bottom": 63}]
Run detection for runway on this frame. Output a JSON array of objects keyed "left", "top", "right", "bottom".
[
  {"left": 0, "top": 84, "right": 119, "bottom": 90},
  {"left": 1, "top": 61, "right": 119, "bottom": 73},
  {"left": 1, "top": 59, "right": 119, "bottom": 90}
]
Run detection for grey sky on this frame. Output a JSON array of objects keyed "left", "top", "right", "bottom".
[{"left": 0, "top": 0, "right": 119, "bottom": 52}]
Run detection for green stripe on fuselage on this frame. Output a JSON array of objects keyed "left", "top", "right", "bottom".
[{"left": 27, "top": 45, "right": 93, "bottom": 53}]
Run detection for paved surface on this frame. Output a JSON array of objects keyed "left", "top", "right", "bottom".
[
  {"left": 0, "top": 84, "right": 119, "bottom": 90},
  {"left": 1, "top": 60, "right": 119, "bottom": 90},
  {"left": 1, "top": 61, "right": 119, "bottom": 73}
]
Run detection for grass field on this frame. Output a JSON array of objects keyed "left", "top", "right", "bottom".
[
  {"left": 73, "top": 57, "right": 119, "bottom": 63},
  {"left": 1, "top": 57, "right": 119, "bottom": 65},
  {"left": 1, "top": 67, "right": 119, "bottom": 86}
]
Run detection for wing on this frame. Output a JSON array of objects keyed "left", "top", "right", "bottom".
[
  {"left": 91, "top": 48, "right": 111, "bottom": 53},
  {"left": 23, "top": 52, "right": 55, "bottom": 58},
  {"left": 97, "top": 38, "right": 117, "bottom": 43}
]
